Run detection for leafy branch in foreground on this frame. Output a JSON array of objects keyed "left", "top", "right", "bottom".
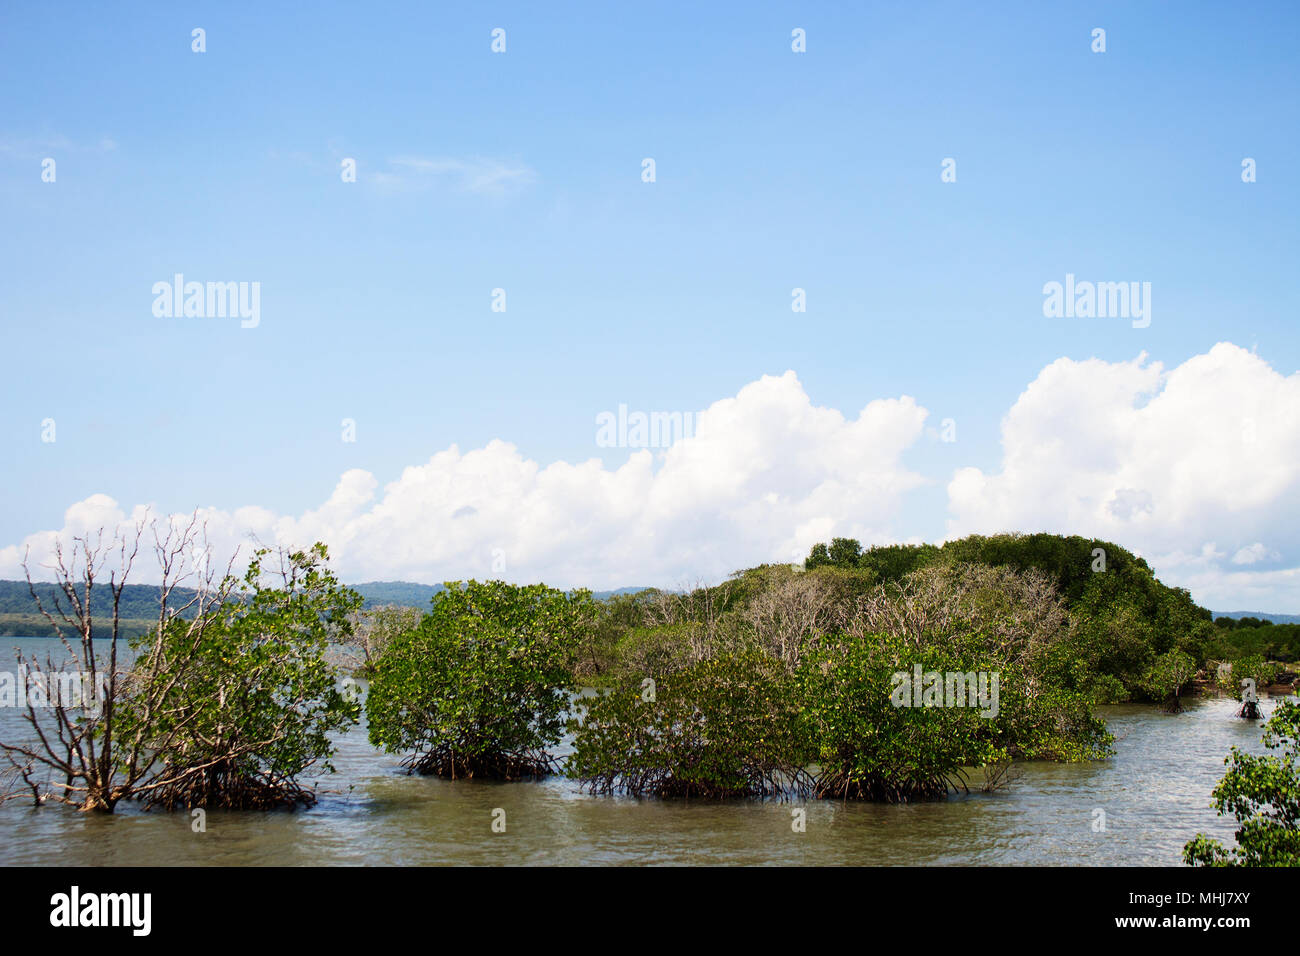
[{"left": 1184, "top": 698, "right": 1300, "bottom": 867}]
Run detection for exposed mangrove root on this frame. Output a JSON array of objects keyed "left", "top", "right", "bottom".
[
  {"left": 140, "top": 761, "right": 316, "bottom": 811},
  {"left": 577, "top": 766, "right": 814, "bottom": 800},
  {"left": 980, "top": 759, "right": 1022, "bottom": 793},
  {"left": 404, "top": 748, "right": 558, "bottom": 781},
  {"left": 813, "top": 769, "right": 964, "bottom": 803}
]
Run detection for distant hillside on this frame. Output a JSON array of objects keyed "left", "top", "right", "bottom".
[
  {"left": 0, "top": 579, "right": 652, "bottom": 636},
  {"left": 1213, "top": 611, "right": 1300, "bottom": 625},
  {"left": 352, "top": 581, "right": 444, "bottom": 608},
  {"left": 593, "top": 586, "right": 653, "bottom": 601},
  {"left": 0, "top": 579, "right": 194, "bottom": 621},
  {"left": 353, "top": 582, "right": 651, "bottom": 607}
]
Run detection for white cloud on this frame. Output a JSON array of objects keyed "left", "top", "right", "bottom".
[
  {"left": 0, "top": 372, "right": 929, "bottom": 590},
  {"left": 1232, "top": 542, "right": 1280, "bottom": 565},
  {"left": 947, "top": 342, "right": 1300, "bottom": 609},
  {"left": 376, "top": 156, "right": 535, "bottom": 196},
  {"left": 8, "top": 345, "right": 1300, "bottom": 611}
]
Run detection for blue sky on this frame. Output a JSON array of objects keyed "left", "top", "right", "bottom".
[{"left": 2, "top": 2, "right": 1298, "bottom": 607}]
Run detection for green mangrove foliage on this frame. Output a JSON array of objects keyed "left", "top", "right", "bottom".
[
  {"left": 365, "top": 580, "right": 596, "bottom": 779},
  {"left": 568, "top": 559, "right": 1112, "bottom": 802},
  {"left": 355, "top": 533, "right": 1234, "bottom": 804},
  {"left": 1137, "top": 649, "right": 1199, "bottom": 714},
  {"left": 798, "top": 633, "right": 1004, "bottom": 801},
  {"left": 1210, "top": 616, "right": 1300, "bottom": 665},
  {"left": 128, "top": 544, "right": 362, "bottom": 810},
  {"left": 1183, "top": 699, "right": 1300, "bottom": 867},
  {"left": 0, "top": 525, "right": 361, "bottom": 813},
  {"left": 803, "top": 532, "right": 1216, "bottom": 702},
  {"left": 800, "top": 631, "right": 1110, "bottom": 802},
  {"left": 571, "top": 533, "right": 1230, "bottom": 709},
  {"left": 1215, "top": 653, "right": 1281, "bottom": 700},
  {"left": 570, "top": 650, "right": 815, "bottom": 798}
]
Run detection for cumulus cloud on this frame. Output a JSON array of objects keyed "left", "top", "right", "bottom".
[
  {"left": 0, "top": 373, "right": 930, "bottom": 590},
  {"left": 947, "top": 342, "right": 1300, "bottom": 609},
  {"left": 8, "top": 345, "right": 1300, "bottom": 610}
]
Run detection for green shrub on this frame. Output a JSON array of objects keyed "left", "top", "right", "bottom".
[
  {"left": 126, "top": 543, "right": 362, "bottom": 810},
  {"left": 1137, "top": 649, "right": 1198, "bottom": 713},
  {"left": 800, "top": 630, "right": 1110, "bottom": 802},
  {"left": 366, "top": 580, "right": 595, "bottom": 779},
  {"left": 568, "top": 650, "right": 814, "bottom": 798}
]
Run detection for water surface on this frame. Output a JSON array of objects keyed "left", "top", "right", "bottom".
[{"left": 0, "top": 638, "right": 1278, "bottom": 865}]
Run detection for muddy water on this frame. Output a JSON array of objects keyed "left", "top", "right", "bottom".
[{"left": 0, "top": 638, "right": 1277, "bottom": 865}]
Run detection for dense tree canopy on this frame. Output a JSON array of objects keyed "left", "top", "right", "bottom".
[
  {"left": 802, "top": 532, "right": 1217, "bottom": 701},
  {"left": 567, "top": 550, "right": 1119, "bottom": 802},
  {"left": 365, "top": 580, "right": 596, "bottom": 779}
]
